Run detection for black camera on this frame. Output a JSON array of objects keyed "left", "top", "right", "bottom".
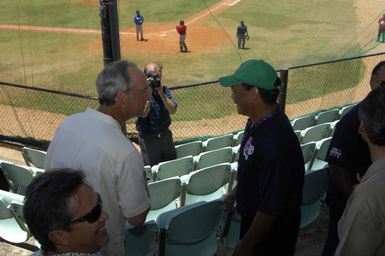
[{"left": 147, "top": 74, "right": 161, "bottom": 89}]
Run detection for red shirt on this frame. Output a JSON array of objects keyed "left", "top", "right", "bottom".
[{"left": 177, "top": 24, "right": 187, "bottom": 35}]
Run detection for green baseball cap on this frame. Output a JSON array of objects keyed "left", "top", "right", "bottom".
[{"left": 219, "top": 59, "right": 278, "bottom": 89}]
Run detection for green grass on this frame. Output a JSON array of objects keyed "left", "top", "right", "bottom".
[
  {"left": 0, "top": 0, "right": 369, "bottom": 121},
  {"left": 0, "top": 0, "right": 219, "bottom": 28}
]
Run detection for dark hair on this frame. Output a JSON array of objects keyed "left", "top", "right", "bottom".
[
  {"left": 96, "top": 60, "right": 137, "bottom": 106},
  {"left": 359, "top": 87, "right": 385, "bottom": 146},
  {"left": 243, "top": 77, "right": 281, "bottom": 104},
  {"left": 371, "top": 61, "right": 385, "bottom": 81},
  {"left": 23, "top": 169, "right": 86, "bottom": 252}
]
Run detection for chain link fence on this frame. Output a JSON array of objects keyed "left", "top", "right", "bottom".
[{"left": 1, "top": 52, "right": 384, "bottom": 149}]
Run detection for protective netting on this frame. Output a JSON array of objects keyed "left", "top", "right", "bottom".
[{"left": 1, "top": 0, "right": 385, "bottom": 147}]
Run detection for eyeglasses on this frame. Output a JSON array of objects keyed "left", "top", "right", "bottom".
[{"left": 70, "top": 193, "right": 103, "bottom": 224}]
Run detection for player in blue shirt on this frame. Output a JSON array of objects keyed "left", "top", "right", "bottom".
[{"left": 134, "top": 10, "right": 144, "bottom": 41}]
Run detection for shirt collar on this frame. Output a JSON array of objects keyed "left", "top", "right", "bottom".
[
  {"left": 362, "top": 155, "right": 385, "bottom": 182},
  {"left": 85, "top": 108, "right": 121, "bottom": 131}
]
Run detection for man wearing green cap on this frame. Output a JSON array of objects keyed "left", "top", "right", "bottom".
[{"left": 221, "top": 60, "right": 304, "bottom": 256}]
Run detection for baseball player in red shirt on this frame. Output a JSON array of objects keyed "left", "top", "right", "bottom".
[{"left": 176, "top": 20, "right": 188, "bottom": 52}]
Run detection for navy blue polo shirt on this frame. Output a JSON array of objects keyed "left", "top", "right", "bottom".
[
  {"left": 236, "top": 107, "right": 304, "bottom": 217},
  {"left": 325, "top": 103, "right": 371, "bottom": 203},
  {"left": 136, "top": 87, "right": 177, "bottom": 136}
]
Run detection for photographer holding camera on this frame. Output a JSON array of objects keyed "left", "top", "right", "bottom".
[{"left": 136, "top": 62, "right": 178, "bottom": 166}]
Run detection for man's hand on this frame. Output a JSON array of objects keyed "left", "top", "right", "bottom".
[
  {"left": 155, "top": 87, "right": 165, "bottom": 97},
  {"left": 224, "top": 191, "right": 236, "bottom": 214}
]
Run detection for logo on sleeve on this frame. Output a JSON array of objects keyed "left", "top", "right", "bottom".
[
  {"left": 329, "top": 147, "right": 342, "bottom": 159},
  {"left": 243, "top": 137, "right": 254, "bottom": 160}
]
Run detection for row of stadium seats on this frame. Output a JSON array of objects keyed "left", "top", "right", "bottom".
[
  {"left": 146, "top": 146, "right": 239, "bottom": 181},
  {"left": 0, "top": 164, "right": 328, "bottom": 255},
  {"left": 0, "top": 188, "right": 226, "bottom": 256},
  {"left": 175, "top": 131, "right": 244, "bottom": 159},
  {"left": 291, "top": 103, "right": 355, "bottom": 131}
]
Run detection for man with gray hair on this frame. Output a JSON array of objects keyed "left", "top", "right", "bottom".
[
  {"left": 335, "top": 86, "right": 385, "bottom": 255},
  {"left": 45, "top": 60, "right": 152, "bottom": 255}
]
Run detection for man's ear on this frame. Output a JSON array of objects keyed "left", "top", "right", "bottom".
[
  {"left": 48, "top": 230, "right": 69, "bottom": 248},
  {"left": 115, "top": 90, "right": 127, "bottom": 104},
  {"left": 252, "top": 87, "right": 261, "bottom": 99},
  {"left": 358, "top": 120, "right": 368, "bottom": 141}
]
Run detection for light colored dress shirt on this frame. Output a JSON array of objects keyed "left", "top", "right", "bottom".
[
  {"left": 45, "top": 108, "right": 151, "bottom": 256},
  {"left": 336, "top": 155, "right": 385, "bottom": 256}
]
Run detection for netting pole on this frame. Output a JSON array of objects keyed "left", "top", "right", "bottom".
[
  {"left": 99, "top": 0, "right": 121, "bottom": 66},
  {"left": 278, "top": 68, "right": 288, "bottom": 113}
]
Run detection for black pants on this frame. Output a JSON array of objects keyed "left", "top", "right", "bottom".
[
  {"left": 139, "top": 129, "right": 177, "bottom": 166},
  {"left": 321, "top": 187, "right": 347, "bottom": 256},
  {"left": 239, "top": 208, "right": 300, "bottom": 256}
]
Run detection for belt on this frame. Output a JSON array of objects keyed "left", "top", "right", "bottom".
[{"left": 140, "top": 129, "right": 168, "bottom": 139}]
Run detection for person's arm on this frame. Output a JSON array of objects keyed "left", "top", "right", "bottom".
[
  {"left": 126, "top": 207, "right": 150, "bottom": 226},
  {"left": 329, "top": 165, "right": 355, "bottom": 198},
  {"left": 224, "top": 186, "right": 237, "bottom": 213},
  {"left": 156, "top": 87, "right": 177, "bottom": 114},
  {"left": 233, "top": 211, "right": 276, "bottom": 256}
]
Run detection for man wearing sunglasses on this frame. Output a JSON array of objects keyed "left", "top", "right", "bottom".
[
  {"left": 45, "top": 60, "right": 152, "bottom": 255},
  {"left": 322, "top": 61, "right": 385, "bottom": 256},
  {"left": 24, "top": 169, "right": 109, "bottom": 255}
]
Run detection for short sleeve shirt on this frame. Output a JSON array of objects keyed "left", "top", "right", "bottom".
[
  {"left": 134, "top": 15, "right": 144, "bottom": 25},
  {"left": 235, "top": 108, "right": 304, "bottom": 217},
  {"left": 326, "top": 104, "right": 371, "bottom": 180},
  {"left": 136, "top": 86, "right": 177, "bottom": 135},
  {"left": 45, "top": 108, "right": 151, "bottom": 256},
  {"left": 335, "top": 156, "right": 385, "bottom": 256}
]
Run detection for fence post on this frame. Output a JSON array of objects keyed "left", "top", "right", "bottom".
[
  {"left": 99, "top": 0, "right": 121, "bottom": 66},
  {"left": 278, "top": 68, "right": 289, "bottom": 113}
]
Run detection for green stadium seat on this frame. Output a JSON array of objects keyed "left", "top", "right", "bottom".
[
  {"left": 182, "top": 163, "right": 231, "bottom": 206},
  {"left": 0, "top": 190, "right": 29, "bottom": 244},
  {"left": 310, "top": 137, "right": 332, "bottom": 171},
  {"left": 301, "top": 142, "right": 316, "bottom": 171},
  {"left": 125, "top": 221, "right": 160, "bottom": 256},
  {"left": 203, "top": 134, "right": 234, "bottom": 152},
  {"left": 300, "top": 168, "right": 329, "bottom": 229},
  {"left": 175, "top": 141, "right": 203, "bottom": 159},
  {"left": 233, "top": 131, "right": 244, "bottom": 146},
  {"left": 156, "top": 200, "right": 224, "bottom": 256},
  {"left": 291, "top": 114, "right": 315, "bottom": 131},
  {"left": 315, "top": 109, "right": 339, "bottom": 125},
  {"left": 339, "top": 104, "right": 356, "bottom": 118},
  {"left": 194, "top": 147, "right": 234, "bottom": 170},
  {"left": 0, "top": 162, "right": 35, "bottom": 195},
  {"left": 21, "top": 147, "right": 46, "bottom": 169},
  {"left": 146, "top": 177, "right": 181, "bottom": 222},
  {"left": 151, "top": 156, "right": 194, "bottom": 181},
  {"left": 300, "top": 123, "right": 331, "bottom": 144}
]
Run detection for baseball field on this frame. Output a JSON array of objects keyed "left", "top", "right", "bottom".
[
  {"left": 0, "top": 0, "right": 384, "bottom": 136},
  {"left": 0, "top": 0, "right": 376, "bottom": 90}
]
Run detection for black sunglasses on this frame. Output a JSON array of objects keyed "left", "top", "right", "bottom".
[{"left": 70, "top": 193, "right": 103, "bottom": 224}]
